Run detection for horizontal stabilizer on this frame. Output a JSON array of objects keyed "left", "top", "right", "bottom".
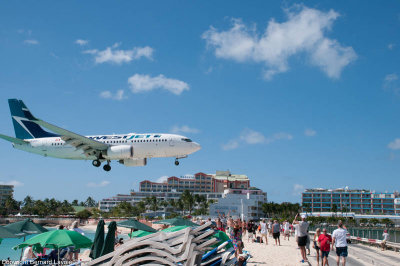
[{"left": 0, "top": 134, "right": 28, "bottom": 145}]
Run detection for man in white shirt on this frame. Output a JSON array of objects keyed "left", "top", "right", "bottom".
[
  {"left": 283, "top": 220, "right": 290, "bottom": 241},
  {"left": 331, "top": 220, "right": 348, "bottom": 266},
  {"left": 381, "top": 229, "right": 389, "bottom": 251},
  {"left": 293, "top": 214, "right": 309, "bottom": 263}
]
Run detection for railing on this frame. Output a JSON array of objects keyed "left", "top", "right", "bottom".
[{"left": 309, "top": 225, "right": 400, "bottom": 243}]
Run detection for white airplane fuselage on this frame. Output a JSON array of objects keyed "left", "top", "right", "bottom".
[{"left": 13, "top": 133, "right": 201, "bottom": 161}]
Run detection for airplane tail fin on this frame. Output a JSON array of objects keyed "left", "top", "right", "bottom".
[{"left": 8, "top": 99, "right": 58, "bottom": 139}]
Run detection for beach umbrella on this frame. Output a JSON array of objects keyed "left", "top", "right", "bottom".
[
  {"left": 212, "top": 230, "right": 233, "bottom": 249},
  {"left": 89, "top": 219, "right": 105, "bottom": 259},
  {"left": 128, "top": 230, "right": 154, "bottom": 238},
  {"left": 13, "top": 229, "right": 92, "bottom": 250},
  {"left": 161, "top": 225, "right": 190, "bottom": 232},
  {"left": 0, "top": 226, "right": 22, "bottom": 238},
  {"left": 5, "top": 218, "right": 48, "bottom": 259},
  {"left": 153, "top": 217, "right": 198, "bottom": 227},
  {"left": 4, "top": 218, "right": 48, "bottom": 235},
  {"left": 100, "top": 221, "right": 116, "bottom": 256},
  {"left": 116, "top": 219, "right": 156, "bottom": 238}
]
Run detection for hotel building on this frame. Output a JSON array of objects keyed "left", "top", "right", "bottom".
[
  {"left": 0, "top": 185, "right": 14, "bottom": 205},
  {"left": 302, "top": 187, "right": 400, "bottom": 215}
]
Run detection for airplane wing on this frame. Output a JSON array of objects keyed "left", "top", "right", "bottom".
[
  {"left": 0, "top": 134, "right": 28, "bottom": 145},
  {"left": 32, "top": 119, "right": 108, "bottom": 157}
]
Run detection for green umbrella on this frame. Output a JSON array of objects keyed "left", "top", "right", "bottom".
[
  {"left": 161, "top": 225, "right": 190, "bottom": 232},
  {"left": 128, "top": 230, "right": 154, "bottom": 238},
  {"left": 100, "top": 221, "right": 116, "bottom": 256},
  {"left": 89, "top": 219, "right": 105, "bottom": 259},
  {"left": 153, "top": 217, "right": 198, "bottom": 227},
  {"left": 4, "top": 218, "right": 48, "bottom": 235},
  {"left": 13, "top": 229, "right": 92, "bottom": 250},
  {"left": 212, "top": 230, "right": 233, "bottom": 249},
  {"left": 5, "top": 218, "right": 48, "bottom": 259},
  {"left": 116, "top": 219, "right": 157, "bottom": 234},
  {"left": 0, "top": 226, "right": 22, "bottom": 238}
]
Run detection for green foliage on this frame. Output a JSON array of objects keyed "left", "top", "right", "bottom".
[
  {"left": 76, "top": 209, "right": 92, "bottom": 219},
  {"left": 261, "top": 202, "right": 300, "bottom": 219}
]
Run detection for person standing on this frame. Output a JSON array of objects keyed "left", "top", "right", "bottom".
[
  {"left": 260, "top": 219, "right": 268, "bottom": 245},
  {"left": 331, "top": 220, "right": 348, "bottom": 266},
  {"left": 283, "top": 220, "right": 290, "bottom": 241},
  {"left": 381, "top": 229, "right": 390, "bottom": 251},
  {"left": 272, "top": 220, "right": 281, "bottom": 246},
  {"left": 293, "top": 214, "right": 309, "bottom": 263},
  {"left": 247, "top": 220, "right": 254, "bottom": 242},
  {"left": 318, "top": 228, "right": 332, "bottom": 266},
  {"left": 313, "top": 228, "right": 322, "bottom": 266},
  {"left": 230, "top": 222, "right": 243, "bottom": 258}
]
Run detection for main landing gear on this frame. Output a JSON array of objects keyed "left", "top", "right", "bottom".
[
  {"left": 92, "top": 160, "right": 101, "bottom": 167},
  {"left": 175, "top": 159, "right": 180, "bottom": 166},
  {"left": 103, "top": 161, "right": 111, "bottom": 172},
  {"left": 92, "top": 159, "right": 111, "bottom": 171}
]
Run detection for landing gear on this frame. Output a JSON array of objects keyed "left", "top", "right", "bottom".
[
  {"left": 175, "top": 159, "right": 180, "bottom": 166},
  {"left": 103, "top": 161, "right": 111, "bottom": 172},
  {"left": 92, "top": 160, "right": 101, "bottom": 167}
]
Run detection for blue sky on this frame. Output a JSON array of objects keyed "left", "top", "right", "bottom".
[{"left": 0, "top": 1, "right": 399, "bottom": 203}]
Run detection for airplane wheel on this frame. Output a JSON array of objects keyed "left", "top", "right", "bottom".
[
  {"left": 175, "top": 160, "right": 179, "bottom": 166},
  {"left": 103, "top": 164, "right": 111, "bottom": 171},
  {"left": 92, "top": 160, "right": 101, "bottom": 167}
]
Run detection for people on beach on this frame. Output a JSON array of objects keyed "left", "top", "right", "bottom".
[
  {"left": 313, "top": 228, "right": 322, "bottom": 265},
  {"left": 381, "top": 229, "right": 389, "bottom": 251},
  {"left": 22, "top": 245, "right": 36, "bottom": 261},
  {"left": 318, "top": 228, "right": 332, "bottom": 266},
  {"left": 283, "top": 220, "right": 291, "bottom": 241},
  {"left": 272, "top": 220, "right": 281, "bottom": 246},
  {"left": 306, "top": 231, "right": 311, "bottom": 255},
  {"left": 260, "top": 219, "right": 268, "bottom": 245},
  {"left": 230, "top": 222, "right": 243, "bottom": 258},
  {"left": 331, "top": 220, "right": 348, "bottom": 266},
  {"left": 293, "top": 214, "right": 309, "bottom": 263},
  {"left": 247, "top": 220, "right": 254, "bottom": 242}
]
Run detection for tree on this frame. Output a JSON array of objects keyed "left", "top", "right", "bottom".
[
  {"left": 181, "top": 190, "right": 195, "bottom": 215},
  {"left": 111, "top": 202, "right": 134, "bottom": 217},
  {"left": 76, "top": 209, "right": 92, "bottom": 219},
  {"left": 72, "top": 199, "right": 79, "bottom": 206},
  {"left": 369, "top": 218, "right": 380, "bottom": 226},
  {"left": 85, "top": 197, "right": 97, "bottom": 207},
  {"left": 331, "top": 204, "right": 338, "bottom": 215},
  {"left": 380, "top": 218, "right": 394, "bottom": 227}
]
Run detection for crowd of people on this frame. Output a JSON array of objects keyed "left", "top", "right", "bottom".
[{"left": 207, "top": 213, "right": 357, "bottom": 266}]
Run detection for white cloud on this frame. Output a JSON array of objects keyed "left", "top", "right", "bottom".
[
  {"left": 202, "top": 6, "right": 356, "bottom": 79},
  {"left": 388, "top": 138, "right": 400, "bottom": 150},
  {"left": 222, "top": 140, "right": 239, "bottom": 151},
  {"left": 388, "top": 43, "right": 395, "bottom": 50},
  {"left": 87, "top": 180, "right": 110, "bottom": 188},
  {"left": 84, "top": 43, "right": 153, "bottom": 64},
  {"left": 156, "top": 176, "right": 169, "bottom": 183},
  {"left": 304, "top": 128, "right": 316, "bottom": 137},
  {"left": 293, "top": 184, "right": 305, "bottom": 196},
  {"left": 99, "top": 90, "right": 126, "bottom": 100},
  {"left": 24, "top": 39, "right": 39, "bottom": 45},
  {"left": 0, "top": 180, "right": 24, "bottom": 187},
  {"left": 240, "top": 129, "right": 266, "bottom": 144},
  {"left": 128, "top": 74, "right": 189, "bottom": 95},
  {"left": 170, "top": 125, "right": 200, "bottom": 134},
  {"left": 383, "top": 73, "right": 400, "bottom": 95},
  {"left": 223, "top": 129, "right": 292, "bottom": 150},
  {"left": 75, "top": 39, "right": 89, "bottom": 46}
]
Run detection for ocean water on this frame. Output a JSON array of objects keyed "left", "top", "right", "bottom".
[{"left": 0, "top": 229, "right": 129, "bottom": 260}]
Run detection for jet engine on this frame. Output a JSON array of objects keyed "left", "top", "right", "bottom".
[
  {"left": 105, "top": 145, "right": 133, "bottom": 160},
  {"left": 119, "top": 158, "right": 147, "bottom": 167}
]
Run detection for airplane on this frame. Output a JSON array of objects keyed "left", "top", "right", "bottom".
[{"left": 0, "top": 99, "right": 201, "bottom": 171}]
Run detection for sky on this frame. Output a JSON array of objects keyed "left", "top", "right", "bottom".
[{"left": 0, "top": 1, "right": 399, "bottom": 203}]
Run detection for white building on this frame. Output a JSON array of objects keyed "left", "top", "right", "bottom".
[{"left": 209, "top": 189, "right": 267, "bottom": 220}]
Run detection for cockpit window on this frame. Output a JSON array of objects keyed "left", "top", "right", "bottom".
[{"left": 182, "top": 138, "right": 192, "bottom": 142}]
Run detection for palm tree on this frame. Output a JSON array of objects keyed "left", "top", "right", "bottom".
[{"left": 181, "top": 190, "right": 195, "bottom": 215}]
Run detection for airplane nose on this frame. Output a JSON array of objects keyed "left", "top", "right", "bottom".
[{"left": 192, "top": 142, "right": 201, "bottom": 152}]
